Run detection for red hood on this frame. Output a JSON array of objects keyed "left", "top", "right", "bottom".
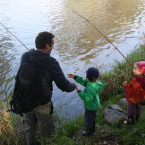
[{"left": 137, "top": 61, "right": 145, "bottom": 75}]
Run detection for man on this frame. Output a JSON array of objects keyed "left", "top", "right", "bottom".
[{"left": 21, "top": 31, "right": 75, "bottom": 145}]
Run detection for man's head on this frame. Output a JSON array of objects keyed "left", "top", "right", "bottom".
[
  {"left": 86, "top": 67, "right": 99, "bottom": 82},
  {"left": 35, "top": 31, "right": 54, "bottom": 53}
]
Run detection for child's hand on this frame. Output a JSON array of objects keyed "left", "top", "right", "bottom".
[
  {"left": 72, "top": 82, "right": 81, "bottom": 92},
  {"left": 67, "top": 74, "right": 75, "bottom": 78},
  {"left": 123, "top": 81, "right": 127, "bottom": 86},
  {"left": 76, "top": 87, "right": 81, "bottom": 92},
  {"left": 72, "top": 82, "right": 77, "bottom": 88}
]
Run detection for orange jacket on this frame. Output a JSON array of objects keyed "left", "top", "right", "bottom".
[{"left": 125, "top": 77, "right": 145, "bottom": 104}]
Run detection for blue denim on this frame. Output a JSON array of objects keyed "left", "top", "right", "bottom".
[{"left": 84, "top": 110, "right": 97, "bottom": 130}]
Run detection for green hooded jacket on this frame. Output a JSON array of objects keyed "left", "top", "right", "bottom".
[{"left": 75, "top": 76, "right": 106, "bottom": 111}]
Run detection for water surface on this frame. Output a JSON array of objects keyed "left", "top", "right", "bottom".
[{"left": 0, "top": 0, "right": 145, "bottom": 117}]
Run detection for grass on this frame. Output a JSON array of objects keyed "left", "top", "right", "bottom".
[
  {"left": 0, "top": 91, "right": 25, "bottom": 145},
  {"left": 99, "top": 45, "right": 145, "bottom": 102},
  {"left": 0, "top": 45, "right": 145, "bottom": 145}
]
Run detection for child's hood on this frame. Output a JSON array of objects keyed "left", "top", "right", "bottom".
[{"left": 137, "top": 61, "right": 145, "bottom": 75}]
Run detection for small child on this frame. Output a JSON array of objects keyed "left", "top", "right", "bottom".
[
  {"left": 123, "top": 61, "right": 145, "bottom": 125},
  {"left": 67, "top": 67, "right": 105, "bottom": 136}
]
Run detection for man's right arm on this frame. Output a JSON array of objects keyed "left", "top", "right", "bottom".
[{"left": 48, "top": 59, "right": 75, "bottom": 92}]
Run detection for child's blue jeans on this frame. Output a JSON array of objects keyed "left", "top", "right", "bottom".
[{"left": 84, "top": 109, "right": 97, "bottom": 131}]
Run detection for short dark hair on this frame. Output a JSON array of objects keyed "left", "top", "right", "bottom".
[
  {"left": 86, "top": 67, "right": 99, "bottom": 81},
  {"left": 35, "top": 31, "right": 54, "bottom": 49}
]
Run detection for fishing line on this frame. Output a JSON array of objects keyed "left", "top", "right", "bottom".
[
  {"left": 72, "top": 10, "right": 132, "bottom": 67},
  {"left": 0, "top": 22, "right": 29, "bottom": 50}
]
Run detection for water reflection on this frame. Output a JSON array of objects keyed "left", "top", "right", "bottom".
[
  {"left": 0, "top": 0, "right": 145, "bottom": 117},
  {"left": 53, "top": 0, "right": 145, "bottom": 67},
  {"left": 0, "top": 32, "right": 15, "bottom": 97}
]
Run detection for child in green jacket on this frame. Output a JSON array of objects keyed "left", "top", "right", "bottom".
[{"left": 67, "top": 67, "right": 105, "bottom": 136}]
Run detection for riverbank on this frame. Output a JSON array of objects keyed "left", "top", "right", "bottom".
[{"left": 0, "top": 45, "right": 145, "bottom": 145}]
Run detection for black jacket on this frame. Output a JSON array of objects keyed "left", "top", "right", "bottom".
[{"left": 20, "top": 49, "right": 75, "bottom": 96}]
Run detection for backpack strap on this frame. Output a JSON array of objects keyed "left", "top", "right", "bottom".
[
  {"left": 50, "top": 100, "right": 54, "bottom": 115},
  {"left": 7, "top": 100, "right": 24, "bottom": 116}
]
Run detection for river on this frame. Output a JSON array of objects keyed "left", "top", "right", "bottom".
[{"left": 0, "top": 0, "right": 145, "bottom": 117}]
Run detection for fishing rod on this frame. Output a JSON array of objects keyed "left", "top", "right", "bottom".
[
  {"left": 72, "top": 10, "right": 132, "bottom": 67},
  {"left": 0, "top": 22, "right": 29, "bottom": 50}
]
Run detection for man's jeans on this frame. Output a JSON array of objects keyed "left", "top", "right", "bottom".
[{"left": 21, "top": 101, "right": 55, "bottom": 145}]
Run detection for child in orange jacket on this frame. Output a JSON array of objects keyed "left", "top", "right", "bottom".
[{"left": 123, "top": 61, "right": 145, "bottom": 125}]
